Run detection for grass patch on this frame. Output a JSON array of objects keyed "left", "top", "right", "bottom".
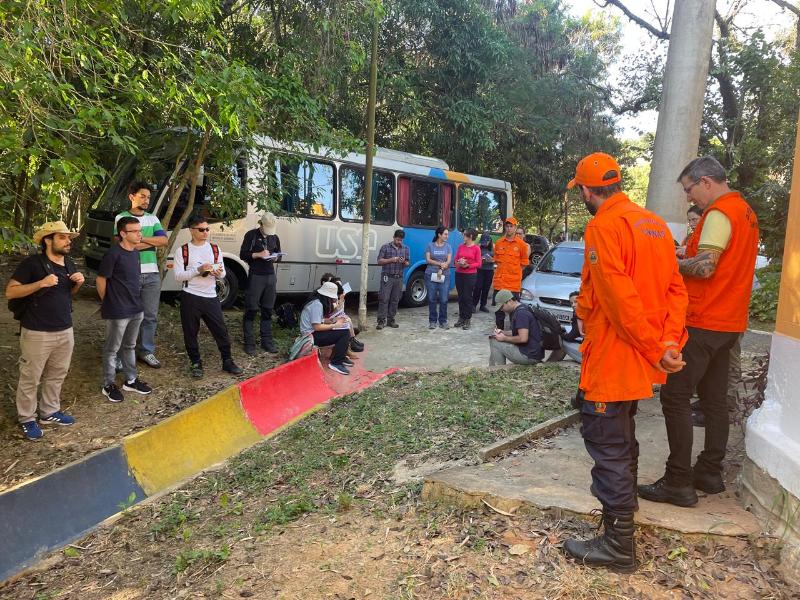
[{"left": 148, "top": 365, "right": 575, "bottom": 545}]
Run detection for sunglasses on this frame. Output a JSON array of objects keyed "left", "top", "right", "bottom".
[{"left": 192, "top": 227, "right": 211, "bottom": 232}]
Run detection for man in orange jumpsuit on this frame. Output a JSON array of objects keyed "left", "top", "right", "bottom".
[
  {"left": 562, "top": 153, "right": 688, "bottom": 573},
  {"left": 492, "top": 216, "right": 529, "bottom": 328},
  {"left": 639, "top": 156, "right": 759, "bottom": 507}
]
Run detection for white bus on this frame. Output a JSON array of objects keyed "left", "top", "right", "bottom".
[{"left": 83, "top": 138, "right": 513, "bottom": 308}]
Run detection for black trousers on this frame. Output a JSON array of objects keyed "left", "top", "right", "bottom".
[
  {"left": 660, "top": 327, "right": 740, "bottom": 485},
  {"left": 455, "top": 272, "right": 476, "bottom": 320},
  {"left": 179, "top": 291, "right": 232, "bottom": 364},
  {"left": 472, "top": 269, "right": 493, "bottom": 309},
  {"left": 244, "top": 273, "right": 277, "bottom": 342},
  {"left": 495, "top": 291, "right": 520, "bottom": 329},
  {"left": 312, "top": 329, "right": 350, "bottom": 363},
  {"left": 581, "top": 399, "right": 639, "bottom": 514}
]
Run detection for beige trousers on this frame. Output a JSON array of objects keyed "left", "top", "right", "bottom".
[{"left": 15, "top": 327, "right": 74, "bottom": 423}]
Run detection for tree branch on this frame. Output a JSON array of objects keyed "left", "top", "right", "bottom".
[{"left": 593, "top": 0, "right": 669, "bottom": 40}]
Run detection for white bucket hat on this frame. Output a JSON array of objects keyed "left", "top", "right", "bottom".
[{"left": 317, "top": 281, "right": 339, "bottom": 299}]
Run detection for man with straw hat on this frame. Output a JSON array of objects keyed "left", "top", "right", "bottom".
[{"left": 5, "top": 221, "right": 84, "bottom": 440}]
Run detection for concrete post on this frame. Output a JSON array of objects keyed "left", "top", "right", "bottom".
[
  {"left": 741, "top": 110, "right": 800, "bottom": 586},
  {"left": 645, "top": 0, "right": 716, "bottom": 240}
]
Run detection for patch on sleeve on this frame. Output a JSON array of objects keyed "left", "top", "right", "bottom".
[{"left": 588, "top": 249, "right": 598, "bottom": 265}]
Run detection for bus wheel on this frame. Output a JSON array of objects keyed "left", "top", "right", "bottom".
[
  {"left": 217, "top": 265, "right": 240, "bottom": 309},
  {"left": 402, "top": 270, "right": 427, "bottom": 307}
]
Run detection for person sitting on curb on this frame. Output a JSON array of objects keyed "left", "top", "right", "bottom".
[
  {"left": 5, "top": 221, "right": 84, "bottom": 440},
  {"left": 172, "top": 215, "right": 243, "bottom": 378},
  {"left": 299, "top": 281, "right": 352, "bottom": 375},
  {"left": 488, "top": 289, "right": 544, "bottom": 366}
]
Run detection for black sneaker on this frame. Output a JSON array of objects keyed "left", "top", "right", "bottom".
[
  {"left": 244, "top": 344, "right": 257, "bottom": 356},
  {"left": 190, "top": 363, "right": 204, "bottom": 378},
  {"left": 261, "top": 341, "right": 278, "bottom": 353},
  {"left": 387, "top": 321, "right": 399, "bottom": 328},
  {"left": 102, "top": 384, "right": 124, "bottom": 403},
  {"left": 637, "top": 476, "right": 698, "bottom": 507},
  {"left": 222, "top": 359, "right": 243, "bottom": 375},
  {"left": 328, "top": 362, "right": 350, "bottom": 375},
  {"left": 342, "top": 357, "right": 354, "bottom": 367},
  {"left": 123, "top": 378, "right": 152, "bottom": 395}
]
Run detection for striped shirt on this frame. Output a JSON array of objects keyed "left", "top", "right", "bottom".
[
  {"left": 378, "top": 241, "right": 409, "bottom": 276},
  {"left": 115, "top": 210, "right": 167, "bottom": 273}
]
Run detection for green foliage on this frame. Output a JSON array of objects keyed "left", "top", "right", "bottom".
[
  {"left": 750, "top": 265, "right": 781, "bottom": 323},
  {"left": 173, "top": 545, "right": 230, "bottom": 574}
]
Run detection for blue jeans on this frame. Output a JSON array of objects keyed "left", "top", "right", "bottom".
[
  {"left": 425, "top": 272, "right": 449, "bottom": 325},
  {"left": 138, "top": 272, "right": 161, "bottom": 355}
]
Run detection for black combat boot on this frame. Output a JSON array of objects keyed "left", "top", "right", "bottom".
[
  {"left": 260, "top": 320, "right": 278, "bottom": 353},
  {"left": 454, "top": 318, "right": 465, "bottom": 328},
  {"left": 638, "top": 476, "right": 698, "bottom": 507},
  {"left": 563, "top": 510, "right": 636, "bottom": 573}
]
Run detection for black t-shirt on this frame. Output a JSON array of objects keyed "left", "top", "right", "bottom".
[
  {"left": 98, "top": 244, "right": 143, "bottom": 319},
  {"left": 239, "top": 229, "right": 281, "bottom": 276},
  {"left": 11, "top": 255, "right": 73, "bottom": 332},
  {"left": 511, "top": 305, "right": 544, "bottom": 361}
]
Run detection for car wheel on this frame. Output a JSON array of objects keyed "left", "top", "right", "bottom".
[
  {"left": 217, "top": 264, "right": 240, "bottom": 309},
  {"left": 402, "top": 270, "right": 427, "bottom": 307}
]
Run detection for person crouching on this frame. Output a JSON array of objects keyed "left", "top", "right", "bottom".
[{"left": 299, "top": 281, "right": 352, "bottom": 375}]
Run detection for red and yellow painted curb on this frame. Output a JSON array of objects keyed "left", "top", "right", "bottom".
[{"left": 0, "top": 353, "right": 394, "bottom": 582}]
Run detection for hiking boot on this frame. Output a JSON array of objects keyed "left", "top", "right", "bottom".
[
  {"left": 454, "top": 319, "right": 465, "bottom": 328},
  {"left": 563, "top": 510, "right": 636, "bottom": 573},
  {"left": 222, "top": 359, "right": 243, "bottom": 375},
  {"left": 328, "top": 362, "right": 350, "bottom": 375},
  {"left": 637, "top": 476, "right": 698, "bottom": 507},
  {"left": 123, "top": 378, "right": 152, "bottom": 395},
  {"left": 387, "top": 320, "right": 399, "bottom": 328},
  {"left": 244, "top": 344, "right": 258, "bottom": 356},
  {"left": 376, "top": 322, "right": 385, "bottom": 330},
  {"left": 189, "top": 362, "right": 204, "bottom": 378},
  {"left": 138, "top": 353, "right": 162, "bottom": 369},
  {"left": 39, "top": 411, "right": 76, "bottom": 426},
  {"left": 479, "top": 306, "right": 490, "bottom": 313},
  {"left": 102, "top": 383, "right": 124, "bottom": 403},
  {"left": 462, "top": 319, "right": 471, "bottom": 330},
  {"left": 21, "top": 420, "right": 44, "bottom": 440},
  {"left": 693, "top": 469, "right": 725, "bottom": 494},
  {"left": 590, "top": 482, "right": 639, "bottom": 512},
  {"left": 261, "top": 340, "right": 278, "bottom": 353}
]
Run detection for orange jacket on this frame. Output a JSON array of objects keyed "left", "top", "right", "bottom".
[
  {"left": 576, "top": 193, "right": 688, "bottom": 402},
  {"left": 684, "top": 191, "right": 759, "bottom": 332},
  {"left": 492, "top": 236, "right": 529, "bottom": 292}
]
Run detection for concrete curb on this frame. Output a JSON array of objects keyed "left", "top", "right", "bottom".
[
  {"left": 478, "top": 409, "right": 580, "bottom": 461},
  {"left": 0, "top": 352, "right": 393, "bottom": 582}
]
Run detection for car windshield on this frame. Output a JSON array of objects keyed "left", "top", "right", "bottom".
[{"left": 537, "top": 246, "right": 583, "bottom": 277}]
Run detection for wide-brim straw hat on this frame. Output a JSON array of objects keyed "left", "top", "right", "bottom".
[{"left": 33, "top": 221, "right": 79, "bottom": 244}]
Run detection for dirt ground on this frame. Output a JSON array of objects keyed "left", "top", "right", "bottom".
[{"left": 0, "top": 255, "right": 290, "bottom": 493}]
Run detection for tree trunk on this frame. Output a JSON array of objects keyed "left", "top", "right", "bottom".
[{"left": 358, "top": 15, "right": 379, "bottom": 331}]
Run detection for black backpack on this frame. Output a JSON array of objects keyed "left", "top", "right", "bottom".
[
  {"left": 8, "top": 254, "right": 76, "bottom": 321},
  {"left": 276, "top": 302, "right": 298, "bottom": 328},
  {"left": 523, "top": 304, "right": 562, "bottom": 351}
]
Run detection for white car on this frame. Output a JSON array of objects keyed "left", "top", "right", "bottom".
[{"left": 520, "top": 241, "right": 584, "bottom": 324}]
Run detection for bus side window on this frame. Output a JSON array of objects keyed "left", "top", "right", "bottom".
[
  {"left": 398, "top": 178, "right": 439, "bottom": 227},
  {"left": 276, "top": 158, "right": 334, "bottom": 219}
]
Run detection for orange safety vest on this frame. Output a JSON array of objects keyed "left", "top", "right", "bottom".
[
  {"left": 492, "top": 236, "right": 529, "bottom": 292},
  {"left": 576, "top": 193, "right": 688, "bottom": 402},
  {"left": 684, "top": 191, "right": 759, "bottom": 332}
]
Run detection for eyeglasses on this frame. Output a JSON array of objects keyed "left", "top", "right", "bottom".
[
  {"left": 192, "top": 227, "right": 210, "bottom": 232},
  {"left": 682, "top": 180, "right": 701, "bottom": 195}
]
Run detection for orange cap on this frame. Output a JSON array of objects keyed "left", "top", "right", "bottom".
[
  {"left": 567, "top": 152, "right": 622, "bottom": 189},
  {"left": 504, "top": 216, "right": 518, "bottom": 226}
]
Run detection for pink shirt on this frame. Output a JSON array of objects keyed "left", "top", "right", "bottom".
[{"left": 455, "top": 243, "right": 481, "bottom": 274}]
